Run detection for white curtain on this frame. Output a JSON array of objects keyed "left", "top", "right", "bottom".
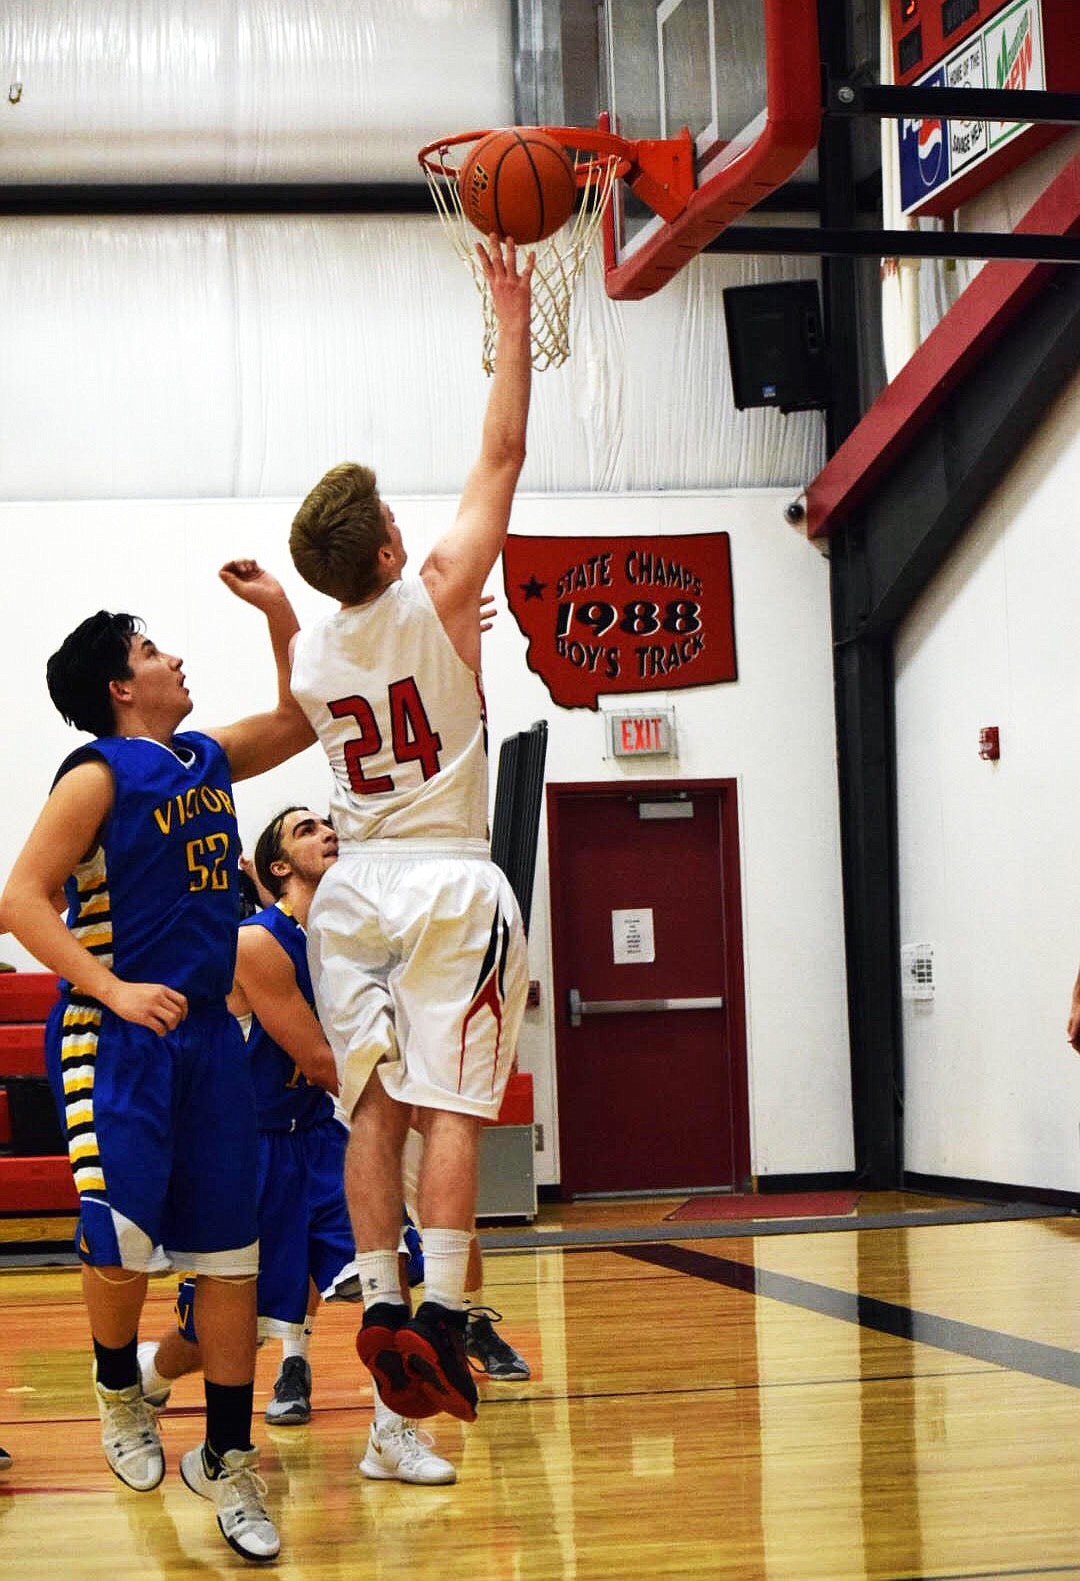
[{"left": 2, "top": 0, "right": 825, "bottom": 500}]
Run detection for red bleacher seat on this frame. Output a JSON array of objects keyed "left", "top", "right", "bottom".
[
  {"left": 0, "top": 1156, "right": 78, "bottom": 1212},
  {"left": 0, "top": 973, "right": 60, "bottom": 1022},
  {"left": 0, "top": 975, "right": 533, "bottom": 1213},
  {"left": 0, "top": 973, "right": 67, "bottom": 1213},
  {"left": 489, "top": 1070, "right": 534, "bottom": 1127},
  {"left": 0, "top": 1024, "right": 47, "bottom": 1076}
]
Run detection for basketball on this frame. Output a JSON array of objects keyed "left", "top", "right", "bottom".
[{"left": 457, "top": 128, "right": 577, "bottom": 245}]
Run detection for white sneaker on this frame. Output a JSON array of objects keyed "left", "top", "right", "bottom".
[
  {"left": 137, "top": 1341, "right": 172, "bottom": 1408},
  {"left": 0, "top": 1447, "right": 11, "bottom": 1470},
  {"left": 359, "top": 1419, "right": 457, "bottom": 1485},
  {"left": 180, "top": 1442, "right": 281, "bottom": 1562},
  {"left": 93, "top": 1376, "right": 165, "bottom": 1492}
]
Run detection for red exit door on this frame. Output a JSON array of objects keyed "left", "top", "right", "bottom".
[{"left": 547, "top": 780, "right": 749, "bottom": 1196}]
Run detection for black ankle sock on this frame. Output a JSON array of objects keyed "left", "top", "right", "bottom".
[
  {"left": 204, "top": 1380, "right": 255, "bottom": 1461},
  {"left": 93, "top": 1335, "right": 139, "bottom": 1392}
]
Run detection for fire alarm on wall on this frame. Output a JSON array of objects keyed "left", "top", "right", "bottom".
[{"left": 978, "top": 726, "right": 1000, "bottom": 761}]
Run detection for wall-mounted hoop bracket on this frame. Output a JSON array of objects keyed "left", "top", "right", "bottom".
[{"left": 620, "top": 132, "right": 696, "bottom": 223}]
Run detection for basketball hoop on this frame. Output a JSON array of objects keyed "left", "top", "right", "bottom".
[{"left": 418, "top": 126, "right": 632, "bottom": 373}]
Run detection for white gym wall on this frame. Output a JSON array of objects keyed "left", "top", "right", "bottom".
[
  {"left": 894, "top": 357, "right": 1080, "bottom": 1193},
  {"left": 888, "top": 129, "right": 1080, "bottom": 1194},
  {"left": 0, "top": 488, "right": 851, "bottom": 1186}
]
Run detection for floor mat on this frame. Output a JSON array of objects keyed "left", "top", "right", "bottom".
[{"left": 663, "top": 1191, "right": 860, "bottom": 1222}]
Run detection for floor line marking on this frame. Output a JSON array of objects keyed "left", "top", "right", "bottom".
[{"left": 617, "top": 1242, "right": 1080, "bottom": 1388}]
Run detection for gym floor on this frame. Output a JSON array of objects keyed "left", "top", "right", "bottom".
[{"left": 1, "top": 1190, "right": 1077, "bottom": 1578}]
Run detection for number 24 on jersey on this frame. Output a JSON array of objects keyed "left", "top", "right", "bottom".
[{"left": 328, "top": 677, "right": 442, "bottom": 794}]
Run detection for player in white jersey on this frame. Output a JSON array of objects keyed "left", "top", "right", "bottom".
[{"left": 289, "top": 235, "right": 533, "bottom": 1426}]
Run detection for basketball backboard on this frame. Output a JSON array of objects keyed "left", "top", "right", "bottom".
[{"left": 600, "top": 0, "right": 821, "bottom": 299}]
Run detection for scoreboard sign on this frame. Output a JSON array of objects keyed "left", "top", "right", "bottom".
[{"left": 891, "top": 0, "right": 1073, "bottom": 216}]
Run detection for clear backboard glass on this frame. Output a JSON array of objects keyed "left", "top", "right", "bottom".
[{"left": 604, "top": 0, "right": 769, "bottom": 260}]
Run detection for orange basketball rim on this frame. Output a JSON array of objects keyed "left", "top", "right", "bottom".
[{"left": 419, "top": 124, "right": 685, "bottom": 372}]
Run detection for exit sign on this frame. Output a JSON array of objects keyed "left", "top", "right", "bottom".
[{"left": 608, "top": 709, "right": 675, "bottom": 758}]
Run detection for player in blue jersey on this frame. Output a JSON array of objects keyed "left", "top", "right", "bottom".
[
  {"left": 0, "top": 560, "right": 315, "bottom": 1564},
  {"left": 138, "top": 804, "right": 456, "bottom": 1485}
]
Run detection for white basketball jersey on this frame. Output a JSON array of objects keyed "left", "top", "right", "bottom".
[{"left": 290, "top": 576, "right": 489, "bottom": 843}]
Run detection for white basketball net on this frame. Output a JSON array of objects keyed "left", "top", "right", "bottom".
[{"left": 421, "top": 139, "right": 622, "bottom": 373}]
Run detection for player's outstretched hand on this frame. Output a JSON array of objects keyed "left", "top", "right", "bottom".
[
  {"left": 480, "top": 593, "right": 498, "bottom": 634},
  {"left": 476, "top": 234, "right": 535, "bottom": 329},
  {"left": 219, "top": 559, "right": 288, "bottom": 610},
  {"left": 105, "top": 980, "right": 188, "bottom": 1036}
]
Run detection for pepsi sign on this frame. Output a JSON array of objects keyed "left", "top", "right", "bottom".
[{"left": 898, "top": 67, "right": 948, "bottom": 209}]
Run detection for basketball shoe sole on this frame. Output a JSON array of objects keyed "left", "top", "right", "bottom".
[{"left": 396, "top": 1302, "right": 478, "bottom": 1424}]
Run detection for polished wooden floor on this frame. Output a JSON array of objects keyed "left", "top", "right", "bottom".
[{"left": 1, "top": 1194, "right": 1078, "bottom": 1579}]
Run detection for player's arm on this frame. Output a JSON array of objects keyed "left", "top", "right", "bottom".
[
  {"left": 0, "top": 888, "right": 65, "bottom": 933},
  {"left": 1068, "top": 962, "right": 1080, "bottom": 1053},
  {"left": 233, "top": 924, "right": 339, "bottom": 1094},
  {"left": 208, "top": 560, "right": 316, "bottom": 782},
  {"left": 421, "top": 237, "right": 533, "bottom": 670},
  {"left": 0, "top": 761, "right": 187, "bottom": 1034}
]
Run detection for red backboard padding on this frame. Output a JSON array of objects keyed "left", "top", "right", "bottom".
[{"left": 603, "top": 0, "right": 821, "bottom": 301}]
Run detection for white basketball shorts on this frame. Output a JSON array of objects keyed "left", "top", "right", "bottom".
[{"left": 306, "top": 842, "right": 528, "bottom": 1123}]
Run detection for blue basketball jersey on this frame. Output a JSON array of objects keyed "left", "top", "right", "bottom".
[
  {"left": 240, "top": 902, "right": 336, "bottom": 1133},
  {"left": 56, "top": 731, "right": 240, "bottom": 1003}
]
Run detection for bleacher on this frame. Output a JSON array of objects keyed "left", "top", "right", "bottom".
[
  {"left": 0, "top": 967, "right": 535, "bottom": 1221},
  {"left": 0, "top": 723, "right": 546, "bottom": 1222},
  {"left": 0, "top": 972, "right": 77, "bottom": 1214}
]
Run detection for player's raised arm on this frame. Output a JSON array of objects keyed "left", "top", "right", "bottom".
[
  {"left": 209, "top": 560, "right": 315, "bottom": 781},
  {"left": 421, "top": 237, "right": 534, "bottom": 668}
]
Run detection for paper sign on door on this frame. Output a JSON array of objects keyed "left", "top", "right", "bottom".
[{"left": 612, "top": 908, "right": 655, "bottom": 965}]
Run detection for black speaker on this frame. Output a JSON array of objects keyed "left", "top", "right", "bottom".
[{"left": 722, "top": 280, "right": 830, "bottom": 414}]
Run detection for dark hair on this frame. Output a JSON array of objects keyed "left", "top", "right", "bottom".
[
  {"left": 252, "top": 805, "right": 306, "bottom": 901},
  {"left": 46, "top": 611, "right": 143, "bottom": 738},
  {"left": 289, "top": 462, "right": 389, "bottom": 604},
  {"left": 237, "top": 866, "right": 263, "bottom": 919}
]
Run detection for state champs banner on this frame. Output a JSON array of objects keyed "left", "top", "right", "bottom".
[{"left": 503, "top": 533, "right": 737, "bottom": 710}]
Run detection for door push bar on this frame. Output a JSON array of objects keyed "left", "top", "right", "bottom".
[{"left": 568, "top": 987, "right": 724, "bottom": 1028}]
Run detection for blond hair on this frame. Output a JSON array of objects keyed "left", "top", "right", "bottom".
[{"left": 289, "top": 462, "right": 389, "bottom": 604}]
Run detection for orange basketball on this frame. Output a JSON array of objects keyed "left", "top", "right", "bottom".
[{"left": 457, "top": 128, "right": 577, "bottom": 245}]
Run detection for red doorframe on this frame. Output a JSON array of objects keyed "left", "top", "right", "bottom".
[{"left": 546, "top": 777, "right": 752, "bottom": 1193}]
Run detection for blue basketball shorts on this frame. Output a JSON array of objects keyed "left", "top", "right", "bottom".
[
  {"left": 46, "top": 996, "right": 259, "bottom": 1274},
  {"left": 169, "top": 1116, "right": 357, "bottom": 1340},
  {"left": 253, "top": 1118, "right": 359, "bottom": 1337}
]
